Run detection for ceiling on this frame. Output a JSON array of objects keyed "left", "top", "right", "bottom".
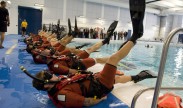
[
  {"left": 112, "top": 0, "right": 183, "bottom": 15},
  {"left": 86, "top": 0, "right": 183, "bottom": 15},
  {"left": 113, "top": 0, "right": 183, "bottom": 9}
]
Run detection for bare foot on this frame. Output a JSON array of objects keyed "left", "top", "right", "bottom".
[{"left": 0, "top": 46, "right": 4, "bottom": 49}]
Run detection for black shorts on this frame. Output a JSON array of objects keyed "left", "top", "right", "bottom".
[
  {"left": 71, "top": 60, "right": 86, "bottom": 70},
  {"left": 22, "top": 27, "right": 26, "bottom": 32},
  {"left": 80, "top": 76, "right": 113, "bottom": 99},
  {"left": 0, "top": 21, "right": 7, "bottom": 32}
]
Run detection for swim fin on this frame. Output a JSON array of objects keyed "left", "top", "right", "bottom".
[
  {"left": 129, "top": 0, "right": 146, "bottom": 44},
  {"left": 68, "top": 18, "right": 72, "bottom": 36},
  {"left": 102, "top": 21, "right": 118, "bottom": 45},
  {"left": 133, "top": 70, "right": 157, "bottom": 83}
]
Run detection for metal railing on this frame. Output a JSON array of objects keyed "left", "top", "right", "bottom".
[
  {"left": 131, "top": 87, "right": 183, "bottom": 108},
  {"left": 130, "top": 28, "right": 183, "bottom": 108}
]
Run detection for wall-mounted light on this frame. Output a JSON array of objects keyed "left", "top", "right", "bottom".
[
  {"left": 7, "top": 0, "right": 11, "bottom": 4},
  {"left": 97, "top": 18, "right": 102, "bottom": 20},
  {"left": 97, "top": 18, "right": 106, "bottom": 21},
  {"left": 78, "top": 15, "right": 85, "bottom": 18},
  {"left": 34, "top": 3, "right": 44, "bottom": 7}
]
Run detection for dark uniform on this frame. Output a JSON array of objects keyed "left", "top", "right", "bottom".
[{"left": 0, "top": 7, "right": 9, "bottom": 32}]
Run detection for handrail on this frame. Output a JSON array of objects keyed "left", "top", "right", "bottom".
[
  {"left": 130, "top": 27, "right": 183, "bottom": 108},
  {"left": 131, "top": 87, "right": 183, "bottom": 108},
  {"left": 151, "top": 28, "right": 183, "bottom": 108}
]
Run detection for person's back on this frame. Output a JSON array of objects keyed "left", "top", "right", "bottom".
[
  {"left": 21, "top": 20, "right": 28, "bottom": 28},
  {"left": 0, "top": 7, "right": 8, "bottom": 22},
  {"left": 21, "top": 20, "right": 28, "bottom": 36}
]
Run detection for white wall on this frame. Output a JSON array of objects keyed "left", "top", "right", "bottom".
[
  {"left": 159, "top": 15, "right": 183, "bottom": 43},
  {"left": 7, "top": 0, "right": 161, "bottom": 41},
  {"left": 7, "top": 0, "right": 44, "bottom": 34},
  {"left": 143, "top": 13, "right": 160, "bottom": 40},
  {"left": 171, "top": 15, "right": 183, "bottom": 43}
]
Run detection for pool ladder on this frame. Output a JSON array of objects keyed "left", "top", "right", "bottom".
[{"left": 131, "top": 28, "right": 183, "bottom": 108}]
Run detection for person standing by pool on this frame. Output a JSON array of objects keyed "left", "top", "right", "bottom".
[
  {"left": 0, "top": 1, "right": 10, "bottom": 49},
  {"left": 21, "top": 19, "right": 28, "bottom": 37}
]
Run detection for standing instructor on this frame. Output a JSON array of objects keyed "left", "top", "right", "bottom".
[
  {"left": 21, "top": 19, "right": 28, "bottom": 37},
  {"left": 0, "top": 1, "right": 10, "bottom": 49}
]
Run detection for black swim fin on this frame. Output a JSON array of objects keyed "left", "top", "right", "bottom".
[
  {"left": 129, "top": 0, "right": 146, "bottom": 44},
  {"left": 68, "top": 18, "right": 72, "bottom": 36},
  {"left": 133, "top": 70, "right": 157, "bottom": 83},
  {"left": 73, "top": 16, "right": 79, "bottom": 37},
  {"left": 75, "top": 43, "right": 91, "bottom": 49},
  {"left": 102, "top": 21, "right": 118, "bottom": 45}
]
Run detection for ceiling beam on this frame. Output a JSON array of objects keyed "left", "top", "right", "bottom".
[{"left": 85, "top": 0, "right": 161, "bottom": 15}]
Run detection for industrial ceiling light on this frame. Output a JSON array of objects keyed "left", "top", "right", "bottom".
[
  {"left": 34, "top": 3, "right": 44, "bottom": 7},
  {"left": 160, "top": 1, "right": 175, "bottom": 7},
  {"left": 164, "top": 0, "right": 183, "bottom": 7},
  {"left": 172, "top": 0, "right": 183, "bottom": 6}
]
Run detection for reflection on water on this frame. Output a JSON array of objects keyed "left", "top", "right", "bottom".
[
  {"left": 33, "top": 92, "right": 50, "bottom": 105},
  {"left": 174, "top": 48, "right": 183, "bottom": 81}
]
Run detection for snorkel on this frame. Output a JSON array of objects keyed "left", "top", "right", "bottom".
[{"left": 20, "top": 66, "right": 60, "bottom": 90}]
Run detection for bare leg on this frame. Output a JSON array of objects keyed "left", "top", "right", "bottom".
[
  {"left": 38, "top": 30, "right": 44, "bottom": 36},
  {"left": 47, "top": 34, "right": 56, "bottom": 40},
  {"left": 67, "top": 48, "right": 83, "bottom": 54},
  {"left": 23, "top": 31, "right": 26, "bottom": 36},
  {"left": 106, "top": 41, "right": 134, "bottom": 66},
  {"left": 61, "top": 35, "right": 70, "bottom": 40},
  {"left": 59, "top": 36, "right": 74, "bottom": 46},
  {"left": 115, "top": 75, "right": 132, "bottom": 83},
  {"left": 0, "top": 32, "right": 5, "bottom": 47},
  {"left": 95, "top": 57, "right": 109, "bottom": 64},
  {"left": 97, "top": 41, "right": 134, "bottom": 88},
  {"left": 85, "top": 41, "right": 103, "bottom": 54},
  {"left": 21, "top": 31, "right": 23, "bottom": 36}
]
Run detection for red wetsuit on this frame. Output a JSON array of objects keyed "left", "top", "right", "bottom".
[
  {"left": 48, "top": 51, "right": 94, "bottom": 75},
  {"left": 31, "top": 43, "right": 66, "bottom": 64},
  {"left": 48, "top": 63, "right": 116, "bottom": 108}
]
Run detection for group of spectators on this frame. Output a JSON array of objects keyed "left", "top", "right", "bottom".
[{"left": 76, "top": 27, "right": 128, "bottom": 40}]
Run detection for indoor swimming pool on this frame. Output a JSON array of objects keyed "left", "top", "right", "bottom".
[{"left": 0, "top": 35, "right": 183, "bottom": 108}]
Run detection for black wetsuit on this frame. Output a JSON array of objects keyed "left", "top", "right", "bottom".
[{"left": 0, "top": 7, "right": 9, "bottom": 32}]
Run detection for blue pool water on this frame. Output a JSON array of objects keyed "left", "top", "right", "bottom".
[{"left": 0, "top": 35, "right": 183, "bottom": 108}]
